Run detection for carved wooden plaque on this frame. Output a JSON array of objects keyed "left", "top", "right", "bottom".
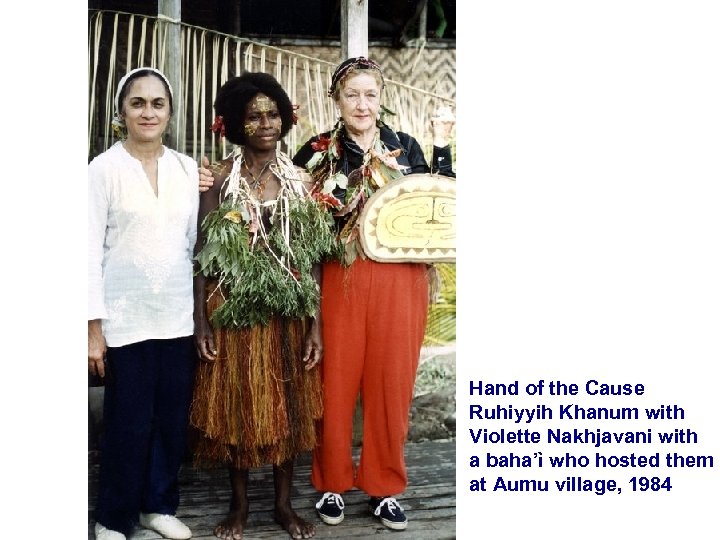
[{"left": 359, "top": 173, "right": 456, "bottom": 263}]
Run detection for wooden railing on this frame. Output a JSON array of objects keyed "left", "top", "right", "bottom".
[{"left": 88, "top": 10, "right": 455, "bottom": 163}]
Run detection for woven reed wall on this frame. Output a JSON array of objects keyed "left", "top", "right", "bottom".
[{"left": 88, "top": 11, "right": 455, "bottom": 163}]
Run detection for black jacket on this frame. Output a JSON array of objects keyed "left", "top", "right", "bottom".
[{"left": 292, "top": 123, "right": 455, "bottom": 181}]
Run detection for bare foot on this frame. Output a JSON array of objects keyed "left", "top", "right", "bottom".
[
  {"left": 274, "top": 506, "right": 316, "bottom": 539},
  {"left": 214, "top": 510, "right": 246, "bottom": 540}
]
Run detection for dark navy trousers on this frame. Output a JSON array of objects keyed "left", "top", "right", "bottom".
[{"left": 94, "top": 336, "right": 197, "bottom": 536}]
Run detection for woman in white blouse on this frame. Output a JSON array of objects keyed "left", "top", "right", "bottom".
[{"left": 88, "top": 67, "right": 199, "bottom": 540}]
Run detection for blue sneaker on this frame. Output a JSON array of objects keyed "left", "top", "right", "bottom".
[
  {"left": 369, "top": 496, "right": 408, "bottom": 530},
  {"left": 315, "top": 492, "right": 345, "bottom": 525}
]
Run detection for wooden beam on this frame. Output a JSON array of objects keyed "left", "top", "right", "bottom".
[
  {"left": 341, "top": 0, "right": 368, "bottom": 59},
  {"left": 158, "top": 0, "right": 182, "bottom": 150},
  {"left": 418, "top": 0, "right": 428, "bottom": 41}
]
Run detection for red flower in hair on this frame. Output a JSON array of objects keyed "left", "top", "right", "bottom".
[{"left": 210, "top": 115, "right": 225, "bottom": 137}]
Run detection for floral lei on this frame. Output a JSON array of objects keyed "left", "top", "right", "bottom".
[
  {"left": 304, "top": 119, "right": 408, "bottom": 265},
  {"left": 195, "top": 147, "right": 339, "bottom": 328}
]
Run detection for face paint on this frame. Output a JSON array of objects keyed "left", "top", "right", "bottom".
[
  {"left": 250, "top": 95, "right": 275, "bottom": 113},
  {"left": 245, "top": 122, "right": 280, "bottom": 137},
  {"left": 243, "top": 93, "right": 283, "bottom": 149}
]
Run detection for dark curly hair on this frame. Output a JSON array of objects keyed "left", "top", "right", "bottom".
[{"left": 213, "top": 72, "right": 294, "bottom": 146}]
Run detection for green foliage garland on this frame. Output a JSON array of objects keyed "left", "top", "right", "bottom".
[
  {"left": 196, "top": 196, "right": 340, "bottom": 328},
  {"left": 304, "top": 120, "right": 406, "bottom": 266}
]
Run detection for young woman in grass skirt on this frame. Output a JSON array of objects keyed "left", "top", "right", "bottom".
[{"left": 190, "top": 72, "right": 338, "bottom": 540}]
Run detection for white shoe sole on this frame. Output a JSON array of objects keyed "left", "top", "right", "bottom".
[
  {"left": 380, "top": 517, "right": 408, "bottom": 530},
  {"left": 317, "top": 511, "right": 344, "bottom": 525}
]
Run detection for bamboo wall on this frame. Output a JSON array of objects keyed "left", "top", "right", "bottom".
[{"left": 88, "top": 11, "right": 456, "bottom": 163}]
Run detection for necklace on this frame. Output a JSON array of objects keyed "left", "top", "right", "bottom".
[{"left": 243, "top": 157, "right": 275, "bottom": 198}]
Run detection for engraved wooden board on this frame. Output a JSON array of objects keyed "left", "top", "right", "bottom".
[{"left": 359, "top": 173, "right": 456, "bottom": 263}]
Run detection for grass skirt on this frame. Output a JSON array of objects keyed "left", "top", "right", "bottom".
[{"left": 190, "top": 284, "right": 322, "bottom": 469}]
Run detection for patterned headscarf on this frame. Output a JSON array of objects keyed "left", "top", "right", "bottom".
[{"left": 328, "top": 56, "right": 384, "bottom": 97}]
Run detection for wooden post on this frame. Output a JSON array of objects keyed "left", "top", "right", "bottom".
[
  {"left": 418, "top": 1, "right": 427, "bottom": 41},
  {"left": 340, "top": 0, "right": 370, "bottom": 446},
  {"left": 341, "top": 0, "right": 368, "bottom": 59},
  {"left": 158, "top": 0, "right": 182, "bottom": 151}
]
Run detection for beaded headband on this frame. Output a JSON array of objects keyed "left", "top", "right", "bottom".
[{"left": 328, "top": 56, "right": 384, "bottom": 97}]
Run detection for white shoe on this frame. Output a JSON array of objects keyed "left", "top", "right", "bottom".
[
  {"left": 94, "top": 522, "right": 126, "bottom": 540},
  {"left": 139, "top": 513, "right": 192, "bottom": 539}
]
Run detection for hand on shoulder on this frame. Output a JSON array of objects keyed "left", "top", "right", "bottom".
[
  {"left": 198, "top": 155, "right": 232, "bottom": 193},
  {"left": 198, "top": 155, "right": 214, "bottom": 192}
]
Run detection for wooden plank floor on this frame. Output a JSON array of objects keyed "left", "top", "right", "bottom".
[{"left": 88, "top": 440, "right": 456, "bottom": 539}]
